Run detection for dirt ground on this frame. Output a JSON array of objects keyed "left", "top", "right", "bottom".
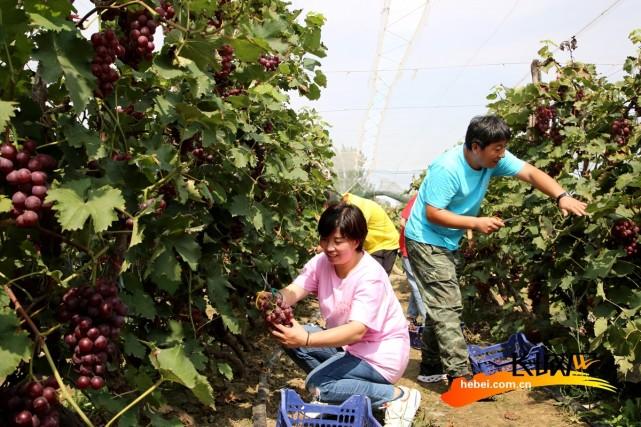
[{"left": 203, "top": 269, "right": 586, "bottom": 427}]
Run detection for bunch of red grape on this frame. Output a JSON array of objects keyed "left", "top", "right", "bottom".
[
  {"left": 259, "top": 54, "right": 281, "bottom": 71},
  {"left": 229, "top": 217, "right": 245, "bottom": 240},
  {"left": 207, "top": 0, "right": 230, "bottom": 31},
  {"left": 154, "top": 1, "right": 176, "bottom": 20},
  {"left": 111, "top": 151, "right": 132, "bottom": 161},
  {"left": 90, "top": 30, "right": 124, "bottom": 98},
  {"left": 139, "top": 197, "right": 167, "bottom": 216},
  {"left": 178, "top": 139, "right": 214, "bottom": 163},
  {"left": 0, "top": 377, "right": 61, "bottom": 427},
  {"left": 215, "top": 44, "right": 235, "bottom": 82},
  {"left": 191, "top": 146, "right": 215, "bottom": 163},
  {"left": 117, "top": 9, "right": 158, "bottom": 68},
  {"left": 611, "top": 118, "right": 632, "bottom": 146},
  {"left": 534, "top": 106, "right": 556, "bottom": 135},
  {"left": 255, "top": 291, "right": 293, "bottom": 327},
  {"left": 116, "top": 104, "right": 144, "bottom": 120},
  {"left": 461, "top": 245, "right": 476, "bottom": 260},
  {"left": 0, "top": 140, "right": 56, "bottom": 228},
  {"left": 611, "top": 219, "right": 639, "bottom": 256},
  {"left": 549, "top": 127, "right": 563, "bottom": 145},
  {"left": 222, "top": 87, "right": 244, "bottom": 97},
  {"left": 58, "top": 279, "right": 127, "bottom": 390}
]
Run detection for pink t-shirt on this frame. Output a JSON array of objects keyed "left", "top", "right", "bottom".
[{"left": 293, "top": 252, "right": 410, "bottom": 383}]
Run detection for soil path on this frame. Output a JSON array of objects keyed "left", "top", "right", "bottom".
[{"left": 206, "top": 270, "right": 585, "bottom": 427}]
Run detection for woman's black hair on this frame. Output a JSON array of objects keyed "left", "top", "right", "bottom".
[
  {"left": 464, "top": 115, "right": 512, "bottom": 149},
  {"left": 317, "top": 202, "right": 368, "bottom": 251}
]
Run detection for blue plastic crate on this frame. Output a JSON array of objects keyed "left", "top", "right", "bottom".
[
  {"left": 276, "top": 388, "right": 382, "bottom": 427},
  {"left": 467, "top": 332, "right": 545, "bottom": 375}
]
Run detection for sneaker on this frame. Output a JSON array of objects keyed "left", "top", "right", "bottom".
[
  {"left": 383, "top": 386, "right": 421, "bottom": 427},
  {"left": 416, "top": 364, "right": 447, "bottom": 384},
  {"left": 416, "top": 373, "right": 447, "bottom": 383}
]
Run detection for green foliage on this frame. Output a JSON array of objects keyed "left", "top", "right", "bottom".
[
  {"left": 0, "top": 0, "right": 333, "bottom": 424},
  {"left": 0, "top": 292, "right": 32, "bottom": 384}
]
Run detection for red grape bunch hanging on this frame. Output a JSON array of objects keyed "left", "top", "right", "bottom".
[
  {"left": 611, "top": 218, "right": 639, "bottom": 257},
  {"left": 90, "top": 29, "right": 125, "bottom": 98},
  {"left": 117, "top": 8, "right": 159, "bottom": 68},
  {"left": 0, "top": 377, "right": 61, "bottom": 427},
  {"left": 0, "top": 140, "right": 56, "bottom": 228},
  {"left": 534, "top": 105, "right": 556, "bottom": 135},
  {"left": 611, "top": 118, "right": 632, "bottom": 147},
  {"left": 259, "top": 54, "right": 281, "bottom": 71},
  {"left": 215, "top": 44, "right": 235, "bottom": 82},
  {"left": 255, "top": 290, "right": 293, "bottom": 327},
  {"left": 58, "top": 279, "right": 128, "bottom": 390}
]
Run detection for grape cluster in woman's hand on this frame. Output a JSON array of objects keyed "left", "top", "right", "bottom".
[{"left": 255, "top": 291, "right": 293, "bottom": 327}]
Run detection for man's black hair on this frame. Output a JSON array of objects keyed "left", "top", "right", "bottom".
[
  {"left": 318, "top": 202, "right": 368, "bottom": 251},
  {"left": 464, "top": 115, "right": 512, "bottom": 149}
]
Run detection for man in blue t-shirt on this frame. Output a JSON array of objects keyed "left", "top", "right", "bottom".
[{"left": 405, "top": 115, "right": 587, "bottom": 385}]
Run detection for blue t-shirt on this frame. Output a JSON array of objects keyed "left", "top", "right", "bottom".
[{"left": 405, "top": 145, "right": 525, "bottom": 250}]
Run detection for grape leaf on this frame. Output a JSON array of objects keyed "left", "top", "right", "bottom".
[
  {"left": 150, "top": 344, "right": 215, "bottom": 409},
  {"left": 172, "top": 235, "right": 201, "bottom": 271},
  {"left": 217, "top": 362, "right": 233, "bottom": 381},
  {"left": 149, "top": 244, "right": 182, "bottom": 294},
  {"left": 229, "top": 39, "right": 263, "bottom": 62},
  {"left": 122, "top": 331, "right": 147, "bottom": 359},
  {"left": 25, "top": 0, "right": 74, "bottom": 32},
  {"left": 229, "top": 195, "right": 251, "bottom": 217},
  {"left": 0, "top": 100, "right": 17, "bottom": 130},
  {"left": 129, "top": 219, "right": 144, "bottom": 249},
  {"left": 0, "top": 195, "right": 11, "bottom": 213},
  {"left": 594, "top": 317, "right": 608, "bottom": 337},
  {"left": 63, "top": 123, "right": 106, "bottom": 160},
  {"left": 32, "top": 32, "right": 94, "bottom": 114},
  {"left": 584, "top": 250, "right": 619, "bottom": 279},
  {"left": 46, "top": 179, "right": 125, "bottom": 233},
  {"left": 0, "top": 293, "right": 33, "bottom": 384},
  {"left": 120, "top": 277, "right": 157, "bottom": 320},
  {"left": 207, "top": 275, "right": 240, "bottom": 334},
  {"left": 151, "top": 55, "right": 184, "bottom": 80},
  {"left": 252, "top": 83, "right": 286, "bottom": 102},
  {"left": 148, "top": 415, "right": 183, "bottom": 427}
]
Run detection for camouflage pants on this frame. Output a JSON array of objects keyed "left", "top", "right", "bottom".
[{"left": 406, "top": 239, "right": 470, "bottom": 377}]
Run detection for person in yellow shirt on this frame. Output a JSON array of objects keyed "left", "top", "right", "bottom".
[{"left": 325, "top": 191, "right": 400, "bottom": 275}]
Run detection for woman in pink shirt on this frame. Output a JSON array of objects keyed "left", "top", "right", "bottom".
[{"left": 270, "top": 202, "right": 421, "bottom": 426}]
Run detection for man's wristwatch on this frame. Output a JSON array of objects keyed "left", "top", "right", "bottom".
[{"left": 555, "top": 191, "right": 570, "bottom": 206}]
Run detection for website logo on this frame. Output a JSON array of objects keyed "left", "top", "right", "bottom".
[{"left": 442, "top": 352, "right": 615, "bottom": 407}]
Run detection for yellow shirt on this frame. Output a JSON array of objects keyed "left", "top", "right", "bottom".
[{"left": 344, "top": 193, "right": 400, "bottom": 253}]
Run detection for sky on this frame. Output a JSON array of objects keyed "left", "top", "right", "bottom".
[
  {"left": 287, "top": 0, "right": 641, "bottom": 192},
  {"left": 74, "top": 0, "right": 641, "bottom": 193}
]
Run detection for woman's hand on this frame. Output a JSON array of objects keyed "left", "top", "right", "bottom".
[{"left": 270, "top": 318, "right": 307, "bottom": 348}]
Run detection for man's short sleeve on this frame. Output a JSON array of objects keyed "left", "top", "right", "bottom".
[
  {"left": 423, "top": 165, "right": 458, "bottom": 209},
  {"left": 493, "top": 150, "right": 525, "bottom": 177}
]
